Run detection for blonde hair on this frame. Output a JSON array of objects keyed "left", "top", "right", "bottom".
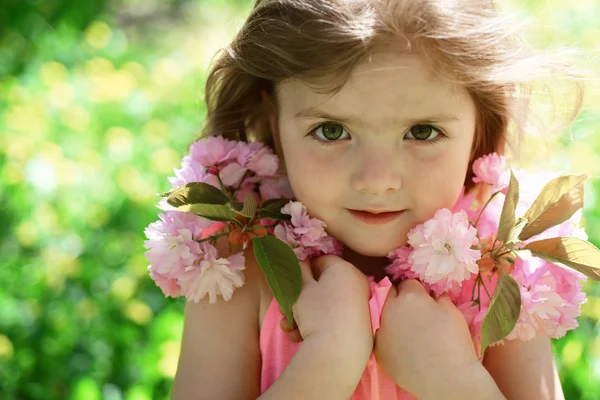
[{"left": 200, "top": 0, "right": 585, "bottom": 191}]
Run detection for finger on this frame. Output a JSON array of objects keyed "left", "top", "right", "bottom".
[
  {"left": 311, "top": 255, "right": 346, "bottom": 281},
  {"left": 397, "top": 279, "right": 427, "bottom": 294},
  {"left": 298, "top": 259, "right": 315, "bottom": 285},
  {"left": 435, "top": 293, "right": 456, "bottom": 306}
]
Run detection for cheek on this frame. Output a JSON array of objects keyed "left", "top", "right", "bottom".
[
  {"left": 408, "top": 149, "right": 470, "bottom": 220},
  {"left": 279, "top": 134, "right": 342, "bottom": 206}
]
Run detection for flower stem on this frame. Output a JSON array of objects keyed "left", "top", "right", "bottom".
[
  {"left": 195, "top": 232, "right": 229, "bottom": 244},
  {"left": 480, "top": 276, "right": 492, "bottom": 300},
  {"left": 232, "top": 170, "right": 253, "bottom": 199},
  {"left": 473, "top": 190, "right": 502, "bottom": 228}
]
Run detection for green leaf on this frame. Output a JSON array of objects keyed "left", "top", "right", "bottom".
[
  {"left": 176, "top": 203, "right": 238, "bottom": 222},
  {"left": 163, "top": 182, "right": 229, "bottom": 207},
  {"left": 252, "top": 236, "right": 302, "bottom": 326},
  {"left": 523, "top": 237, "right": 600, "bottom": 281},
  {"left": 496, "top": 170, "right": 519, "bottom": 243},
  {"left": 228, "top": 194, "right": 257, "bottom": 219},
  {"left": 505, "top": 217, "right": 528, "bottom": 248},
  {"left": 519, "top": 174, "right": 587, "bottom": 241},
  {"left": 259, "top": 198, "right": 292, "bottom": 221},
  {"left": 480, "top": 271, "right": 521, "bottom": 358}
]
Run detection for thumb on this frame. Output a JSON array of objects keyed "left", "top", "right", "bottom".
[{"left": 310, "top": 255, "right": 347, "bottom": 281}]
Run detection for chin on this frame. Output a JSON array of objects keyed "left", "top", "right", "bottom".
[{"left": 343, "top": 236, "right": 407, "bottom": 258}]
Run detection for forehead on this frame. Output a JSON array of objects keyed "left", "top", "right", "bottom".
[{"left": 276, "top": 50, "right": 472, "bottom": 126}]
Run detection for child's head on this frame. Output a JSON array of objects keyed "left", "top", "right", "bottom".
[{"left": 201, "top": 0, "right": 584, "bottom": 256}]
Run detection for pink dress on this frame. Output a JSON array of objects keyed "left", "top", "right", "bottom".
[{"left": 259, "top": 276, "right": 417, "bottom": 399}]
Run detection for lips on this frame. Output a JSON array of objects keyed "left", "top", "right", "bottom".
[{"left": 348, "top": 209, "right": 405, "bottom": 225}]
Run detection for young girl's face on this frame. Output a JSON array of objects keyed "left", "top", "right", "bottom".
[{"left": 272, "top": 49, "right": 477, "bottom": 257}]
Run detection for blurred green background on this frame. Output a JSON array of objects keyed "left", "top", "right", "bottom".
[{"left": 0, "top": 0, "right": 599, "bottom": 399}]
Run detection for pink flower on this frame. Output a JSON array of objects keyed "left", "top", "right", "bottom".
[
  {"left": 179, "top": 243, "right": 246, "bottom": 304},
  {"left": 472, "top": 153, "right": 510, "bottom": 194},
  {"left": 246, "top": 146, "right": 279, "bottom": 177},
  {"left": 506, "top": 256, "right": 587, "bottom": 340},
  {"left": 218, "top": 162, "right": 248, "bottom": 186},
  {"left": 408, "top": 209, "right": 481, "bottom": 287},
  {"left": 190, "top": 136, "right": 240, "bottom": 166},
  {"left": 386, "top": 246, "right": 418, "bottom": 281},
  {"left": 148, "top": 270, "right": 181, "bottom": 298},
  {"left": 236, "top": 141, "right": 280, "bottom": 177},
  {"left": 168, "top": 155, "right": 208, "bottom": 188},
  {"left": 144, "top": 211, "right": 212, "bottom": 278},
  {"left": 274, "top": 201, "right": 342, "bottom": 260},
  {"left": 260, "top": 176, "right": 294, "bottom": 200}
]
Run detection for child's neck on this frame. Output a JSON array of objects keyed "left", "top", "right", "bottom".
[{"left": 342, "top": 247, "right": 390, "bottom": 282}]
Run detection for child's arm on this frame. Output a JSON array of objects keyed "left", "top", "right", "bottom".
[
  {"left": 258, "top": 334, "right": 365, "bottom": 399},
  {"left": 482, "top": 334, "right": 565, "bottom": 399},
  {"left": 172, "top": 247, "right": 371, "bottom": 400},
  {"left": 171, "top": 242, "right": 263, "bottom": 399}
]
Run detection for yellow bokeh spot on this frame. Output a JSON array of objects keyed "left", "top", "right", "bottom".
[
  {"left": 6, "top": 84, "right": 32, "bottom": 104},
  {"left": 122, "top": 61, "right": 146, "bottom": 84},
  {"left": 2, "top": 161, "right": 25, "bottom": 184},
  {"left": 42, "top": 246, "right": 81, "bottom": 279},
  {"left": 561, "top": 339, "right": 583, "bottom": 367},
  {"left": 581, "top": 297, "right": 600, "bottom": 321},
  {"left": 85, "top": 21, "right": 113, "bottom": 50},
  {"left": 16, "top": 221, "right": 38, "bottom": 247},
  {"left": 56, "top": 158, "right": 79, "bottom": 186},
  {"left": 117, "top": 166, "right": 156, "bottom": 204},
  {"left": 590, "top": 336, "right": 600, "bottom": 358},
  {"left": 158, "top": 340, "right": 181, "bottom": 378},
  {"left": 89, "top": 69, "right": 137, "bottom": 102},
  {"left": 151, "top": 58, "right": 182, "bottom": 88},
  {"left": 111, "top": 276, "right": 137, "bottom": 302},
  {"left": 123, "top": 300, "right": 153, "bottom": 325},
  {"left": 40, "top": 141, "right": 64, "bottom": 160},
  {"left": 151, "top": 147, "right": 180, "bottom": 174},
  {"left": 0, "top": 334, "right": 14, "bottom": 361},
  {"left": 86, "top": 57, "right": 114, "bottom": 75},
  {"left": 3, "top": 134, "right": 35, "bottom": 162},
  {"left": 39, "top": 61, "right": 69, "bottom": 86},
  {"left": 106, "top": 127, "right": 133, "bottom": 157},
  {"left": 78, "top": 148, "right": 103, "bottom": 172},
  {"left": 142, "top": 119, "right": 170, "bottom": 146},
  {"left": 35, "top": 203, "right": 59, "bottom": 232},
  {"left": 60, "top": 105, "right": 90, "bottom": 132},
  {"left": 127, "top": 253, "right": 151, "bottom": 277},
  {"left": 78, "top": 299, "right": 98, "bottom": 320},
  {"left": 86, "top": 204, "right": 109, "bottom": 228},
  {"left": 49, "top": 82, "right": 76, "bottom": 108},
  {"left": 4, "top": 103, "right": 49, "bottom": 138}
]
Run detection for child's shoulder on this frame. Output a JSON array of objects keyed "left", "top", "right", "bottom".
[
  {"left": 217, "top": 236, "right": 274, "bottom": 331},
  {"left": 240, "top": 242, "right": 276, "bottom": 332}
]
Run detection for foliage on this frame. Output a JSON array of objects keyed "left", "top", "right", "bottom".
[{"left": 0, "top": 0, "right": 598, "bottom": 398}]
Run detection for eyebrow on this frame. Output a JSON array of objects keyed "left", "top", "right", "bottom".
[{"left": 294, "top": 108, "right": 460, "bottom": 125}]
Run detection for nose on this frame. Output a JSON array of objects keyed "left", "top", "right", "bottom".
[{"left": 350, "top": 144, "right": 402, "bottom": 195}]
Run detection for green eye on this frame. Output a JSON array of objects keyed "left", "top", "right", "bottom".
[
  {"left": 408, "top": 125, "right": 441, "bottom": 141},
  {"left": 410, "top": 125, "right": 433, "bottom": 140},
  {"left": 316, "top": 123, "right": 347, "bottom": 141}
]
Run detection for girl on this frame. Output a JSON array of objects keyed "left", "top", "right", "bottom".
[{"left": 171, "top": 0, "right": 585, "bottom": 398}]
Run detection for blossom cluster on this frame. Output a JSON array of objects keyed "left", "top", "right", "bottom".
[
  {"left": 385, "top": 153, "right": 588, "bottom": 352},
  {"left": 144, "top": 136, "right": 339, "bottom": 303},
  {"left": 145, "top": 135, "right": 590, "bottom": 353}
]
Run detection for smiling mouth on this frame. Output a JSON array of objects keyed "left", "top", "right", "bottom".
[{"left": 347, "top": 209, "right": 406, "bottom": 225}]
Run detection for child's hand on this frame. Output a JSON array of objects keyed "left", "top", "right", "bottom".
[
  {"left": 279, "top": 255, "right": 373, "bottom": 357},
  {"left": 374, "top": 279, "right": 478, "bottom": 399}
]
